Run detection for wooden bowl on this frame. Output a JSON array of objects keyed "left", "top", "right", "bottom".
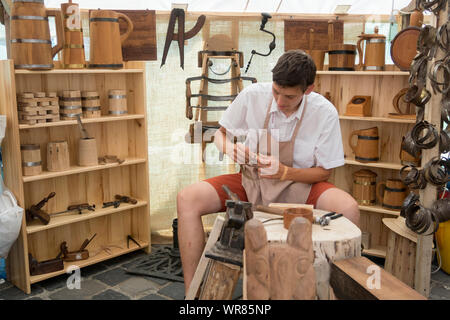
[{"left": 283, "top": 208, "right": 313, "bottom": 229}]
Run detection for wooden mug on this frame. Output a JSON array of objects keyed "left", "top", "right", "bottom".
[
  {"left": 89, "top": 10, "right": 133, "bottom": 69},
  {"left": 356, "top": 26, "right": 386, "bottom": 71},
  {"left": 352, "top": 169, "right": 377, "bottom": 206},
  {"left": 10, "top": 0, "right": 64, "bottom": 70},
  {"left": 349, "top": 127, "right": 380, "bottom": 163},
  {"left": 377, "top": 179, "right": 407, "bottom": 211},
  {"left": 21, "top": 144, "right": 42, "bottom": 176}
]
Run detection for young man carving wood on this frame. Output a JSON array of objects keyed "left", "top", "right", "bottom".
[{"left": 177, "top": 50, "right": 360, "bottom": 294}]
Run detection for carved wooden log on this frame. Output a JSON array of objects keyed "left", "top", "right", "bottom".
[{"left": 245, "top": 217, "right": 316, "bottom": 300}]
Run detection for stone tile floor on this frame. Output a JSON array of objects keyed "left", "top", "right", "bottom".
[{"left": 0, "top": 244, "right": 448, "bottom": 300}]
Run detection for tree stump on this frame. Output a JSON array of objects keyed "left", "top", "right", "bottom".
[{"left": 247, "top": 209, "right": 361, "bottom": 300}]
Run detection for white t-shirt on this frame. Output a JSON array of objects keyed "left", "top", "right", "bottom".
[{"left": 219, "top": 82, "right": 345, "bottom": 170}]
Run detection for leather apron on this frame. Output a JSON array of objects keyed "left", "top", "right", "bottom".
[{"left": 241, "top": 97, "right": 312, "bottom": 207}]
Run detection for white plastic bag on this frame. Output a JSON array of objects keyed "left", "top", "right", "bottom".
[{"left": 0, "top": 189, "right": 24, "bottom": 258}]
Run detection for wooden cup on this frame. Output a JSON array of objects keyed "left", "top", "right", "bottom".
[
  {"left": 47, "top": 141, "right": 70, "bottom": 172},
  {"left": 352, "top": 169, "right": 377, "bottom": 206},
  {"left": 306, "top": 50, "right": 325, "bottom": 70},
  {"left": 108, "top": 89, "right": 127, "bottom": 115},
  {"left": 21, "top": 144, "right": 42, "bottom": 176},
  {"left": 283, "top": 208, "right": 313, "bottom": 229},
  {"left": 78, "top": 138, "right": 98, "bottom": 166},
  {"left": 377, "top": 179, "right": 407, "bottom": 211}
]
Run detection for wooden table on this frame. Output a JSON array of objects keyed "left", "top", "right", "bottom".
[{"left": 245, "top": 209, "right": 362, "bottom": 300}]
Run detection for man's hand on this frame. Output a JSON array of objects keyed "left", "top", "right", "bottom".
[
  {"left": 234, "top": 143, "right": 259, "bottom": 166},
  {"left": 257, "top": 154, "right": 286, "bottom": 179}
]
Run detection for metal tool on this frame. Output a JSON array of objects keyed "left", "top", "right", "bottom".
[
  {"left": 245, "top": 12, "right": 276, "bottom": 73},
  {"left": 314, "top": 212, "right": 343, "bottom": 226},
  {"left": 50, "top": 203, "right": 96, "bottom": 216},
  {"left": 25, "top": 192, "right": 56, "bottom": 225},
  {"left": 204, "top": 185, "right": 253, "bottom": 267},
  {"left": 103, "top": 194, "right": 137, "bottom": 208},
  {"left": 76, "top": 113, "right": 91, "bottom": 139}
]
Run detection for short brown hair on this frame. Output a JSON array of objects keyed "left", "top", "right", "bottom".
[{"left": 271, "top": 50, "right": 316, "bottom": 90}]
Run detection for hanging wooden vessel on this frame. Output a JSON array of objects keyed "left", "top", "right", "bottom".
[
  {"left": 61, "top": 1, "right": 86, "bottom": 69},
  {"left": 10, "top": 0, "right": 64, "bottom": 70},
  {"left": 89, "top": 10, "right": 133, "bottom": 69}
]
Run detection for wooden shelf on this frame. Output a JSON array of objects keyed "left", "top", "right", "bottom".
[
  {"left": 339, "top": 115, "right": 415, "bottom": 124},
  {"left": 317, "top": 70, "right": 409, "bottom": 76},
  {"left": 19, "top": 114, "right": 145, "bottom": 130},
  {"left": 363, "top": 245, "right": 387, "bottom": 258},
  {"left": 23, "top": 158, "right": 147, "bottom": 183},
  {"left": 30, "top": 240, "right": 149, "bottom": 284},
  {"left": 15, "top": 68, "right": 144, "bottom": 75},
  {"left": 358, "top": 204, "right": 400, "bottom": 216},
  {"left": 26, "top": 200, "right": 148, "bottom": 234},
  {"left": 345, "top": 159, "right": 404, "bottom": 170}
]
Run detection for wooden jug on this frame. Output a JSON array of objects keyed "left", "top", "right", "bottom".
[
  {"left": 377, "top": 179, "right": 407, "bottom": 211},
  {"left": 357, "top": 26, "right": 386, "bottom": 71},
  {"left": 89, "top": 10, "right": 133, "bottom": 69},
  {"left": 349, "top": 127, "right": 379, "bottom": 163},
  {"left": 61, "top": 1, "right": 86, "bottom": 68},
  {"left": 10, "top": 0, "right": 64, "bottom": 70},
  {"left": 352, "top": 169, "right": 377, "bottom": 206}
]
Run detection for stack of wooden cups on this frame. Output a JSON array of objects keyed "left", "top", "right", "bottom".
[
  {"left": 108, "top": 90, "right": 127, "bottom": 115},
  {"left": 59, "top": 90, "right": 82, "bottom": 120},
  {"left": 81, "top": 91, "right": 101, "bottom": 118}
]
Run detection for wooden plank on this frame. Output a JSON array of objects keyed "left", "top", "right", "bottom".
[
  {"left": 199, "top": 260, "right": 241, "bottom": 300},
  {"left": 330, "top": 256, "right": 426, "bottom": 300},
  {"left": 115, "top": 10, "right": 157, "bottom": 61},
  {"left": 186, "top": 215, "right": 224, "bottom": 300},
  {"left": 284, "top": 19, "right": 343, "bottom": 51}
]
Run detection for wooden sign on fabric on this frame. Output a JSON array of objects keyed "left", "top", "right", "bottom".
[
  {"left": 284, "top": 19, "right": 344, "bottom": 51},
  {"left": 115, "top": 10, "right": 157, "bottom": 61}
]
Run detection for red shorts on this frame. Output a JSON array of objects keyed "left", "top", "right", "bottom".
[{"left": 204, "top": 172, "right": 336, "bottom": 212}]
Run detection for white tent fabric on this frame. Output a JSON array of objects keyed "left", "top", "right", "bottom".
[{"left": 45, "top": 0, "right": 413, "bottom": 14}]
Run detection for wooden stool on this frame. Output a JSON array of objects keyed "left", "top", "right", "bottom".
[{"left": 383, "top": 216, "right": 418, "bottom": 287}]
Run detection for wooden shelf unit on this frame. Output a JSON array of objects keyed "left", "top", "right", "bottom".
[
  {"left": 0, "top": 60, "right": 151, "bottom": 294},
  {"left": 317, "top": 69, "right": 413, "bottom": 259}
]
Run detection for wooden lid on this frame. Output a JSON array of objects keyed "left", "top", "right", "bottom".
[
  {"left": 390, "top": 27, "right": 420, "bottom": 71},
  {"left": 353, "top": 169, "right": 377, "bottom": 178}
]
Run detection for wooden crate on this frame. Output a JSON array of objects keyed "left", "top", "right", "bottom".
[
  {"left": 0, "top": 60, "right": 151, "bottom": 294},
  {"left": 318, "top": 69, "right": 413, "bottom": 258}
]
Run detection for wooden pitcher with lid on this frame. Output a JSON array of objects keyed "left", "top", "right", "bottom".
[
  {"left": 89, "top": 10, "right": 133, "bottom": 69},
  {"left": 349, "top": 127, "right": 380, "bottom": 163},
  {"left": 10, "top": 0, "right": 64, "bottom": 70},
  {"left": 357, "top": 26, "right": 386, "bottom": 71}
]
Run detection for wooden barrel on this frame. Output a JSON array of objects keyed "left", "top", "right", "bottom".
[
  {"left": 10, "top": 0, "right": 63, "bottom": 70},
  {"left": 59, "top": 90, "right": 82, "bottom": 120},
  {"left": 21, "top": 144, "right": 42, "bottom": 176},
  {"left": 47, "top": 141, "right": 70, "bottom": 172},
  {"left": 328, "top": 44, "right": 357, "bottom": 71},
  {"left": 61, "top": 2, "right": 86, "bottom": 69},
  {"left": 78, "top": 138, "right": 98, "bottom": 166},
  {"left": 377, "top": 179, "right": 407, "bottom": 211},
  {"left": 89, "top": 10, "right": 133, "bottom": 69},
  {"left": 349, "top": 127, "right": 379, "bottom": 163},
  {"left": 81, "top": 91, "right": 101, "bottom": 118},
  {"left": 352, "top": 169, "right": 377, "bottom": 206},
  {"left": 108, "top": 89, "right": 127, "bottom": 115}
]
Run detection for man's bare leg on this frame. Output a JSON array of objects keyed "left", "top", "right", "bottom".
[
  {"left": 315, "top": 187, "right": 360, "bottom": 227},
  {"left": 177, "top": 181, "right": 222, "bottom": 295}
]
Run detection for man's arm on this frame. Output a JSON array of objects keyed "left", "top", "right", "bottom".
[{"left": 214, "top": 126, "right": 256, "bottom": 164}]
